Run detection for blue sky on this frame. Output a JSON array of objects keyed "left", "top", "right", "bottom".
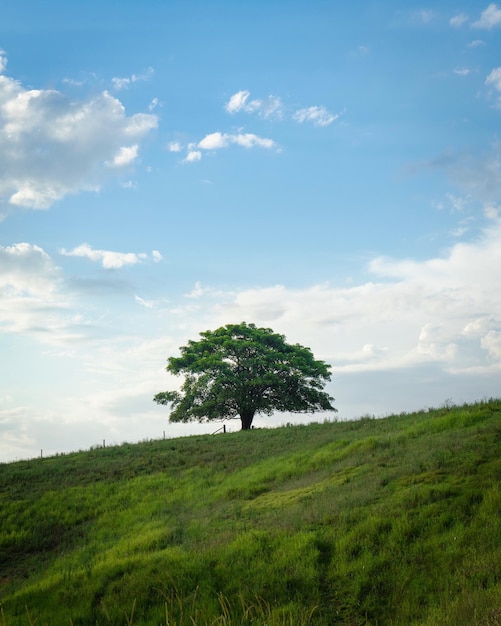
[{"left": 1, "top": 1, "right": 501, "bottom": 461}]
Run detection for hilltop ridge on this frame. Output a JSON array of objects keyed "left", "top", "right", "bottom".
[{"left": 1, "top": 399, "right": 500, "bottom": 625}]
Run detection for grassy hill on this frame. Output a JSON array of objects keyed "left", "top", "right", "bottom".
[{"left": 1, "top": 399, "right": 500, "bottom": 625}]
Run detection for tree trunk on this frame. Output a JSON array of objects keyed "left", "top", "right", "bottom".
[{"left": 240, "top": 409, "right": 255, "bottom": 430}]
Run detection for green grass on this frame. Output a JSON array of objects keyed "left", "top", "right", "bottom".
[{"left": 1, "top": 399, "right": 500, "bottom": 625}]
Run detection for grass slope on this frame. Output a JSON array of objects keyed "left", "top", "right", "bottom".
[{"left": 1, "top": 400, "right": 500, "bottom": 625}]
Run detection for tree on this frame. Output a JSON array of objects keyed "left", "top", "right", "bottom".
[{"left": 154, "top": 322, "right": 336, "bottom": 430}]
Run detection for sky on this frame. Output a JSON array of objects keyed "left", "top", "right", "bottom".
[{"left": 1, "top": 0, "right": 501, "bottom": 462}]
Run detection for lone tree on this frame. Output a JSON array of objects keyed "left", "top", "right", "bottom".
[{"left": 154, "top": 322, "right": 336, "bottom": 430}]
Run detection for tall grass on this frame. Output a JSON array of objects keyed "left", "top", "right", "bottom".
[{"left": 1, "top": 399, "right": 500, "bottom": 625}]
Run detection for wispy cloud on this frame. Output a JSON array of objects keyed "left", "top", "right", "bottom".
[
  {"left": 173, "top": 90, "right": 338, "bottom": 164},
  {"left": 0, "top": 51, "right": 157, "bottom": 214},
  {"left": 181, "top": 132, "right": 277, "bottom": 163},
  {"left": 225, "top": 90, "right": 339, "bottom": 127},
  {"left": 0, "top": 49, "right": 7, "bottom": 72},
  {"left": 135, "top": 295, "right": 156, "bottom": 309},
  {"left": 411, "top": 9, "right": 437, "bottom": 25},
  {"left": 450, "top": 13, "right": 469, "bottom": 27},
  {"left": 486, "top": 67, "right": 501, "bottom": 89},
  {"left": 472, "top": 3, "right": 501, "bottom": 29},
  {"left": 59, "top": 244, "right": 160, "bottom": 269},
  {"left": 485, "top": 67, "right": 501, "bottom": 104},
  {"left": 198, "top": 131, "right": 275, "bottom": 150},
  {"left": 112, "top": 67, "right": 154, "bottom": 90},
  {"left": 293, "top": 106, "right": 339, "bottom": 127},
  {"left": 0, "top": 243, "right": 83, "bottom": 342},
  {"left": 225, "top": 90, "right": 283, "bottom": 119},
  {"left": 0, "top": 243, "right": 60, "bottom": 297}
]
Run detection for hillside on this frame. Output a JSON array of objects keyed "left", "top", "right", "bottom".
[{"left": 1, "top": 400, "right": 500, "bottom": 625}]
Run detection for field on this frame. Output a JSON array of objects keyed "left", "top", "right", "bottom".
[{"left": 1, "top": 399, "right": 500, "bottom": 625}]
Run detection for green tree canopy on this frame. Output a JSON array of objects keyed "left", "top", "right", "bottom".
[{"left": 154, "top": 322, "right": 336, "bottom": 430}]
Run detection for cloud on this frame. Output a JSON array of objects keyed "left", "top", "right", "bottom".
[
  {"left": 468, "top": 39, "right": 486, "bottom": 47},
  {"left": 225, "top": 90, "right": 283, "bottom": 119},
  {"left": 59, "top": 244, "right": 161, "bottom": 269},
  {"left": 472, "top": 3, "right": 501, "bottom": 29},
  {"left": 225, "top": 90, "right": 338, "bottom": 127},
  {"left": 166, "top": 218, "right": 501, "bottom": 381},
  {"left": 293, "top": 106, "right": 338, "bottom": 127},
  {"left": 0, "top": 243, "right": 60, "bottom": 296},
  {"left": 450, "top": 13, "right": 469, "bottom": 27},
  {"left": 106, "top": 144, "right": 139, "bottom": 168},
  {"left": 486, "top": 67, "right": 501, "bottom": 101},
  {"left": 225, "top": 90, "right": 251, "bottom": 113},
  {"left": 0, "top": 51, "right": 157, "bottom": 213},
  {"left": 174, "top": 91, "right": 338, "bottom": 164},
  {"left": 198, "top": 131, "right": 275, "bottom": 151},
  {"left": 0, "top": 243, "right": 85, "bottom": 342},
  {"left": 183, "top": 150, "right": 202, "bottom": 163},
  {"left": 181, "top": 132, "right": 276, "bottom": 163},
  {"left": 426, "top": 144, "right": 501, "bottom": 205},
  {"left": 111, "top": 67, "right": 154, "bottom": 90},
  {"left": 149, "top": 98, "right": 160, "bottom": 111},
  {"left": 0, "top": 49, "right": 7, "bottom": 73},
  {"left": 453, "top": 68, "right": 471, "bottom": 76},
  {"left": 135, "top": 295, "right": 155, "bottom": 309},
  {"left": 168, "top": 141, "right": 182, "bottom": 152},
  {"left": 411, "top": 9, "right": 437, "bottom": 24}
]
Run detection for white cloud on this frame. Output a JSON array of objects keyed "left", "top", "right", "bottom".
[
  {"left": 198, "top": 132, "right": 229, "bottom": 150},
  {"left": 135, "top": 295, "right": 155, "bottom": 309},
  {"left": 106, "top": 144, "right": 139, "bottom": 168},
  {"left": 454, "top": 68, "right": 471, "bottom": 76},
  {"left": 198, "top": 131, "right": 275, "bottom": 151},
  {"left": 173, "top": 219, "right": 501, "bottom": 378},
  {"left": 468, "top": 39, "right": 486, "bottom": 47},
  {"left": 481, "top": 330, "right": 501, "bottom": 359},
  {"left": 168, "top": 141, "right": 183, "bottom": 152},
  {"left": 450, "top": 13, "right": 469, "bottom": 27},
  {"left": 486, "top": 67, "right": 501, "bottom": 92},
  {"left": 181, "top": 132, "right": 276, "bottom": 162},
  {"left": 293, "top": 106, "right": 338, "bottom": 127},
  {"left": 111, "top": 67, "right": 154, "bottom": 90},
  {"left": 225, "top": 90, "right": 283, "bottom": 119},
  {"left": 0, "top": 243, "right": 60, "bottom": 296},
  {"left": 485, "top": 204, "right": 500, "bottom": 219},
  {"left": 0, "top": 49, "right": 7, "bottom": 73},
  {"left": 225, "top": 90, "right": 251, "bottom": 113},
  {"left": 59, "top": 244, "right": 158, "bottom": 269},
  {"left": 0, "top": 52, "right": 157, "bottom": 213},
  {"left": 485, "top": 67, "right": 501, "bottom": 106},
  {"left": 183, "top": 281, "right": 227, "bottom": 300},
  {"left": 0, "top": 243, "right": 84, "bottom": 342},
  {"left": 472, "top": 3, "right": 501, "bottom": 29},
  {"left": 226, "top": 90, "right": 338, "bottom": 126},
  {"left": 411, "top": 9, "right": 437, "bottom": 24},
  {"left": 183, "top": 150, "right": 202, "bottom": 163},
  {"left": 152, "top": 250, "right": 163, "bottom": 263}
]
